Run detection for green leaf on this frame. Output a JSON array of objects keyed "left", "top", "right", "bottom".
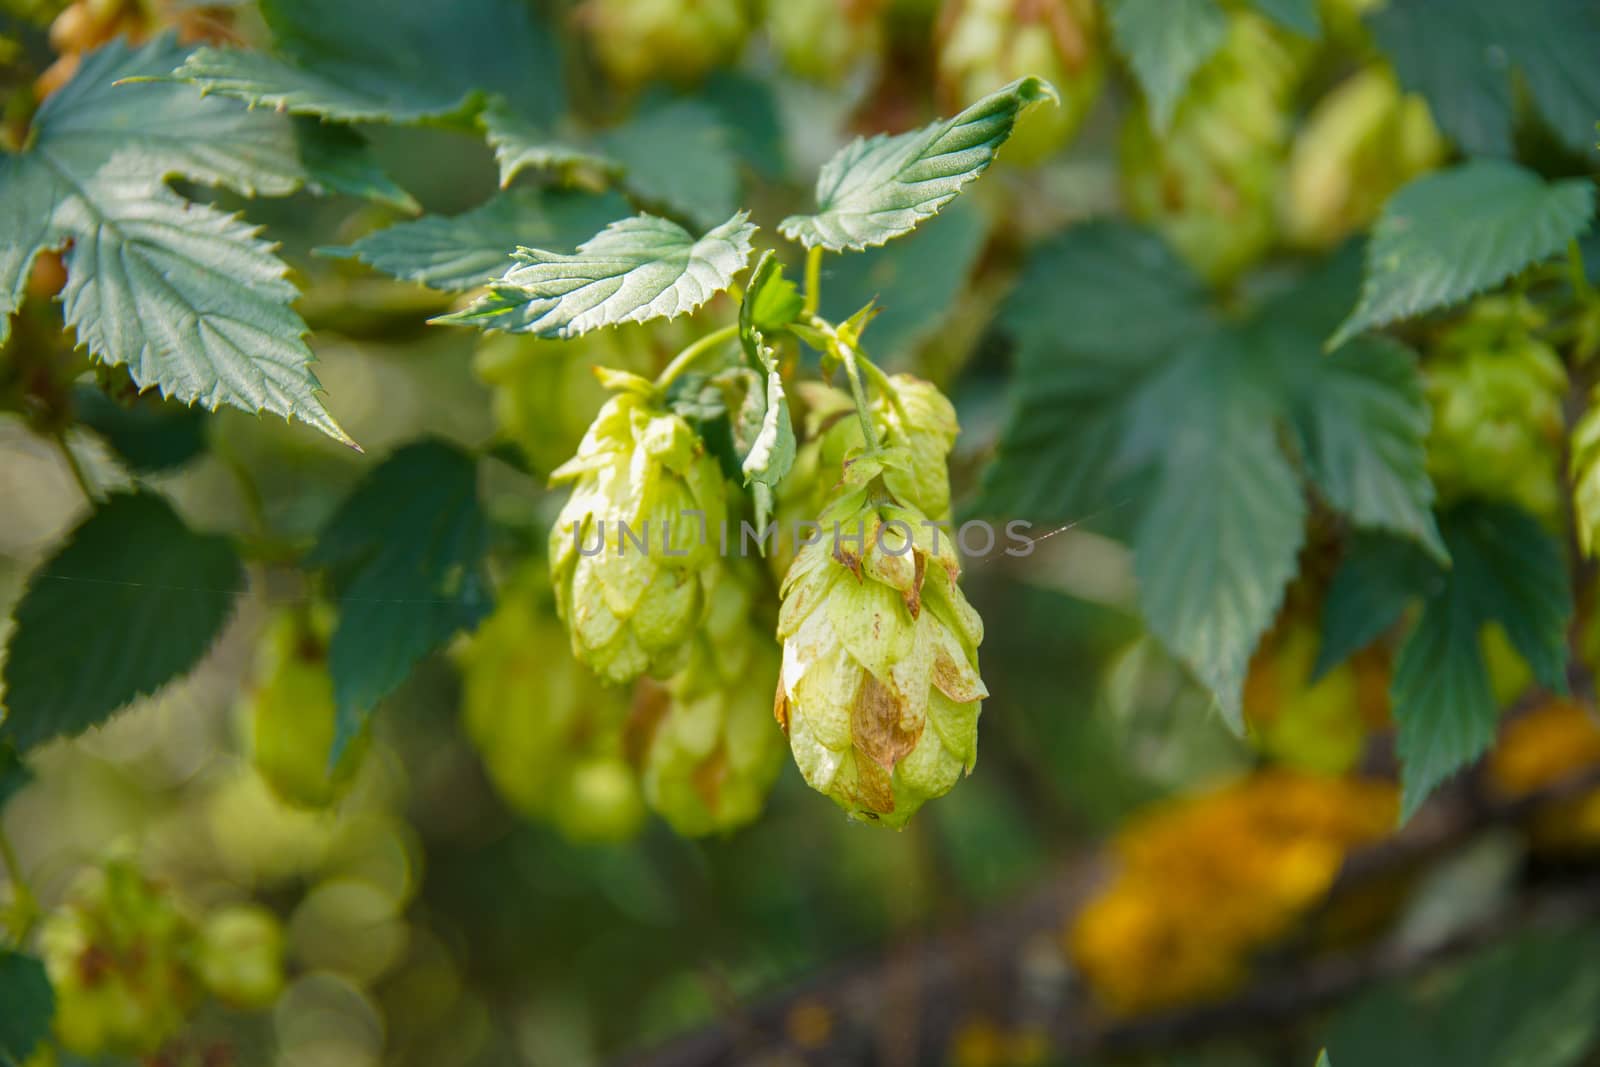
[
  {"left": 1313, "top": 533, "right": 1430, "bottom": 679},
  {"left": 1571, "top": 384, "right": 1600, "bottom": 556},
  {"left": 293, "top": 119, "right": 419, "bottom": 213},
  {"left": 73, "top": 384, "right": 208, "bottom": 473},
  {"left": 1370, "top": 0, "right": 1600, "bottom": 156},
  {"left": 1, "top": 35, "right": 351, "bottom": 444},
  {"left": 779, "top": 77, "right": 1056, "bottom": 252},
  {"left": 0, "top": 154, "right": 63, "bottom": 347},
  {"left": 1132, "top": 345, "right": 1307, "bottom": 728},
  {"left": 1107, "top": 0, "right": 1229, "bottom": 132},
  {"left": 1, "top": 492, "right": 243, "bottom": 751},
  {"left": 172, "top": 0, "right": 565, "bottom": 124},
  {"left": 481, "top": 98, "right": 620, "bottom": 188},
  {"left": 1315, "top": 1052, "right": 1331, "bottom": 1067},
  {"left": 0, "top": 951, "right": 54, "bottom": 1065},
  {"left": 321, "top": 187, "right": 632, "bottom": 292},
  {"left": 1247, "top": 0, "right": 1319, "bottom": 36},
  {"left": 305, "top": 439, "right": 491, "bottom": 758},
  {"left": 736, "top": 251, "right": 798, "bottom": 531},
  {"left": 1327, "top": 929, "right": 1600, "bottom": 1067},
  {"left": 599, "top": 99, "right": 741, "bottom": 230},
  {"left": 1391, "top": 501, "right": 1571, "bottom": 819},
  {"left": 0, "top": 744, "right": 29, "bottom": 811},
  {"left": 1331, "top": 161, "right": 1595, "bottom": 349},
  {"left": 819, "top": 196, "right": 989, "bottom": 361},
  {"left": 978, "top": 221, "right": 1214, "bottom": 521},
  {"left": 437, "top": 211, "right": 757, "bottom": 337}
]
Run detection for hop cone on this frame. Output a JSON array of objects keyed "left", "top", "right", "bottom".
[
  {"left": 39, "top": 860, "right": 200, "bottom": 1057},
  {"left": 936, "top": 0, "right": 1104, "bottom": 165},
  {"left": 767, "top": 0, "right": 886, "bottom": 84},
  {"left": 772, "top": 376, "right": 959, "bottom": 581},
  {"left": 776, "top": 451, "right": 987, "bottom": 828},
  {"left": 457, "top": 562, "right": 644, "bottom": 843},
  {"left": 195, "top": 905, "right": 285, "bottom": 1011},
  {"left": 581, "top": 0, "right": 748, "bottom": 89},
  {"left": 1425, "top": 297, "right": 1568, "bottom": 524},
  {"left": 628, "top": 560, "right": 786, "bottom": 836},
  {"left": 242, "top": 607, "right": 366, "bottom": 810},
  {"left": 1120, "top": 12, "right": 1307, "bottom": 282},
  {"left": 1283, "top": 67, "right": 1444, "bottom": 249},
  {"left": 550, "top": 371, "right": 727, "bottom": 684}
]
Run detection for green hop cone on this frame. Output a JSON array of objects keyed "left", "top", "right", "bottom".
[
  {"left": 771, "top": 376, "right": 960, "bottom": 581},
  {"left": 581, "top": 0, "right": 749, "bottom": 89},
  {"left": 1120, "top": 12, "right": 1307, "bottom": 282},
  {"left": 1283, "top": 67, "right": 1445, "bottom": 249},
  {"left": 550, "top": 370, "right": 727, "bottom": 684},
  {"left": 474, "top": 325, "right": 658, "bottom": 477},
  {"left": 39, "top": 860, "right": 200, "bottom": 1058},
  {"left": 627, "top": 559, "right": 786, "bottom": 836},
  {"left": 776, "top": 451, "right": 988, "bottom": 828},
  {"left": 1425, "top": 297, "right": 1569, "bottom": 525},
  {"left": 456, "top": 562, "right": 645, "bottom": 842},
  {"left": 195, "top": 904, "right": 285, "bottom": 1011},
  {"left": 766, "top": 0, "right": 887, "bottom": 84},
  {"left": 936, "top": 0, "right": 1104, "bottom": 165},
  {"left": 242, "top": 607, "right": 367, "bottom": 810}
]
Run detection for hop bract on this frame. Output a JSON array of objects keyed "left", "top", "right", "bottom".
[
  {"left": 457, "top": 562, "right": 644, "bottom": 842},
  {"left": 628, "top": 559, "right": 786, "bottom": 836},
  {"left": 937, "top": 0, "right": 1104, "bottom": 165},
  {"left": 775, "top": 451, "right": 987, "bottom": 828},
  {"left": 196, "top": 904, "right": 285, "bottom": 1010},
  {"left": 549, "top": 371, "right": 728, "bottom": 684},
  {"left": 580, "top": 0, "right": 748, "bottom": 89}
]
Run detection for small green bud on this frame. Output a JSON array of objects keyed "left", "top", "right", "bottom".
[
  {"left": 457, "top": 562, "right": 645, "bottom": 842},
  {"left": 550, "top": 374, "right": 728, "bottom": 684},
  {"left": 581, "top": 0, "right": 749, "bottom": 89},
  {"left": 776, "top": 452, "right": 988, "bottom": 828},
  {"left": 39, "top": 861, "right": 199, "bottom": 1058},
  {"left": 936, "top": 0, "right": 1104, "bottom": 165},
  {"left": 242, "top": 607, "right": 367, "bottom": 811},
  {"left": 628, "top": 560, "right": 786, "bottom": 835},
  {"left": 196, "top": 905, "right": 285, "bottom": 1010},
  {"left": 1283, "top": 67, "right": 1445, "bottom": 249},
  {"left": 766, "top": 0, "right": 886, "bottom": 84}
]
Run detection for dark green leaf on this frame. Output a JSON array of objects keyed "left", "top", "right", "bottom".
[
  {"left": 1370, "top": 0, "right": 1600, "bottom": 156},
  {"left": 481, "top": 98, "right": 620, "bottom": 188},
  {"left": 294, "top": 119, "right": 419, "bottom": 213},
  {"left": 0, "top": 951, "right": 53, "bottom": 1064},
  {"left": 173, "top": 0, "right": 565, "bottom": 123},
  {"left": 321, "top": 187, "right": 632, "bottom": 292},
  {"left": 600, "top": 99, "right": 742, "bottom": 231},
  {"left": 0, "top": 744, "right": 28, "bottom": 811},
  {"left": 1313, "top": 533, "right": 1431, "bottom": 679},
  {"left": 1247, "top": 0, "right": 1319, "bottom": 36},
  {"left": 1331, "top": 161, "right": 1595, "bottom": 348},
  {"left": 1, "top": 492, "right": 243, "bottom": 750},
  {"left": 780, "top": 78, "right": 1056, "bottom": 251},
  {"left": 1391, "top": 501, "right": 1571, "bottom": 818},
  {"left": 73, "top": 384, "right": 208, "bottom": 473},
  {"left": 437, "top": 212, "right": 756, "bottom": 337},
  {"left": 306, "top": 439, "right": 492, "bottom": 757},
  {"left": 1108, "top": 0, "right": 1229, "bottom": 131}
]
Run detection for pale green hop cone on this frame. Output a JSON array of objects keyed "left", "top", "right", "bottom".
[
  {"left": 550, "top": 371, "right": 728, "bottom": 684},
  {"left": 628, "top": 559, "right": 786, "bottom": 836},
  {"left": 775, "top": 452, "right": 988, "bottom": 828}
]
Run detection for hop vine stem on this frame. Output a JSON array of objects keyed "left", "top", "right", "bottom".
[{"left": 654, "top": 323, "right": 740, "bottom": 390}]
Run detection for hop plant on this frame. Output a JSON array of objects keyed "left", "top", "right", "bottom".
[
  {"left": 1282, "top": 67, "right": 1445, "bottom": 249},
  {"left": 1425, "top": 297, "right": 1569, "bottom": 525},
  {"left": 1120, "top": 12, "right": 1306, "bottom": 282},
  {"left": 775, "top": 448, "right": 987, "bottom": 828},
  {"left": 37, "top": 0, "right": 233, "bottom": 97},
  {"left": 549, "top": 371, "right": 728, "bottom": 684},
  {"left": 579, "top": 0, "right": 749, "bottom": 90},
  {"left": 38, "top": 860, "right": 200, "bottom": 1057},
  {"left": 457, "top": 562, "right": 645, "bottom": 842},
  {"left": 766, "top": 0, "right": 886, "bottom": 84},
  {"left": 936, "top": 0, "right": 1103, "bottom": 165},
  {"left": 1488, "top": 700, "right": 1600, "bottom": 851},
  {"left": 241, "top": 607, "right": 367, "bottom": 811},
  {"left": 628, "top": 559, "right": 786, "bottom": 835},
  {"left": 195, "top": 904, "right": 286, "bottom": 1010},
  {"left": 1243, "top": 618, "right": 1389, "bottom": 775}
]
